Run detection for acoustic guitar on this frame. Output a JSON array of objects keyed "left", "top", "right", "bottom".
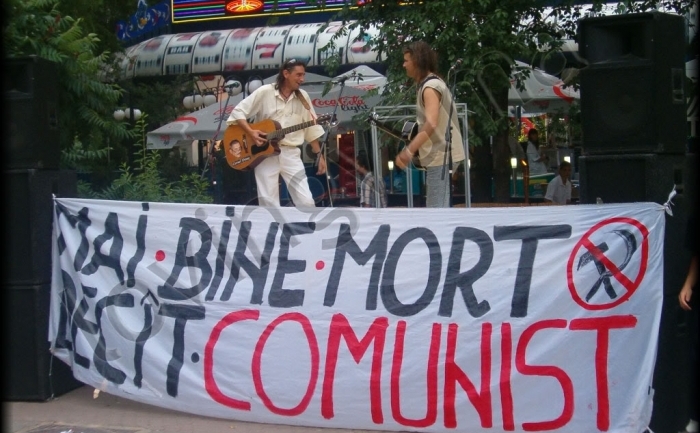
[
  {"left": 223, "top": 114, "right": 332, "bottom": 171},
  {"left": 367, "top": 113, "right": 424, "bottom": 170}
]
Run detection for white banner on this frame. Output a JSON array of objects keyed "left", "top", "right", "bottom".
[{"left": 50, "top": 198, "right": 665, "bottom": 432}]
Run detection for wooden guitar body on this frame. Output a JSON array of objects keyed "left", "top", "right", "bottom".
[
  {"left": 223, "top": 119, "right": 281, "bottom": 171},
  {"left": 223, "top": 114, "right": 332, "bottom": 171}
]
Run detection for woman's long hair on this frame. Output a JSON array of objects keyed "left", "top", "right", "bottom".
[{"left": 402, "top": 41, "right": 438, "bottom": 81}]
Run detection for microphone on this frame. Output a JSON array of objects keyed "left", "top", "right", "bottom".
[
  {"left": 224, "top": 79, "right": 241, "bottom": 89},
  {"left": 449, "top": 58, "right": 463, "bottom": 70}
]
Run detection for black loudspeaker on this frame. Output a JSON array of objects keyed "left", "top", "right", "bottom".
[
  {"left": 5, "top": 56, "right": 61, "bottom": 169},
  {"left": 649, "top": 295, "right": 694, "bottom": 433},
  {"left": 578, "top": 153, "right": 685, "bottom": 204},
  {"left": 579, "top": 152, "right": 695, "bottom": 432},
  {"left": 579, "top": 153, "right": 688, "bottom": 294},
  {"left": 4, "top": 169, "right": 77, "bottom": 285},
  {"left": 577, "top": 12, "right": 686, "bottom": 154},
  {"left": 5, "top": 284, "right": 84, "bottom": 401},
  {"left": 684, "top": 152, "right": 698, "bottom": 214}
]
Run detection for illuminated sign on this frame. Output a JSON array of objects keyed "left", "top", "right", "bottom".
[{"left": 172, "top": 0, "right": 357, "bottom": 24}]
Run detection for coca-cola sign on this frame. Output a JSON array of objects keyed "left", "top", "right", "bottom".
[{"left": 312, "top": 96, "right": 368, "bottom": 113}]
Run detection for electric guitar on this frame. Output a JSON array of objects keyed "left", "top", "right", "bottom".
[
  {"left": 367, "top": 113, "right": 424, "bottom": 170},
  {"left": 223, "top": 114, "right": 332, "bottom": 171}
]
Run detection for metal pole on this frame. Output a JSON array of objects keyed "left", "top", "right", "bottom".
[
  {"left": 370, "top": 123, "right": 382, "bottom": 208},
  {"left": 461, "top": 104, "right": 471, "bottom": 207},
  {"left": 524, "top": 164, "right": 530, "bottom": 204},
  {"left": 406, "top": 163, "right": 413, "bottom": 208}
]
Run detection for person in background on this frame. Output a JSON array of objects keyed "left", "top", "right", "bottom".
[
  {"left": 524, "top": 128, "right": 549, "bottom": 175},
  {"left": 227, "top": 58, "right": 326, "bottom": 207},
  {"left": 544, "top": 160, "right": 572, "bottom": 205},
  {"left": 394, "top": 40, "right": 465, "bottom": 207},
  {"left": 356, "top": 151, "right": 387, "bottom": 208},
  {"left": 679, "top": 208, "right": 698, "bottom": 433}
]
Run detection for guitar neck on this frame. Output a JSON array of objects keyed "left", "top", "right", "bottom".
[{"left": 268, "top": 119, "right": 318, "bottom": 140}]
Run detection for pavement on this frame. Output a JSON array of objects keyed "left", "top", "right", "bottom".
[{"left": 5, "top": 385, "right": 383, "bottom": 433}]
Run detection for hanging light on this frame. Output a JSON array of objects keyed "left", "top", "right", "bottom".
[
  {"left": 510, "top": 157, "right": 517, "bottom": 169},
  {"left": 246, "top": 77, "right": 264, "bottom": 94},
  {"left": 114, "top": 107, "right": 142, "bottom": 123},
  {"left": 128, "top": 108, "right": 142, "bottom": 121},
  {"left": 183, "top": 94, "right": 205, "bottom": 110},
  {"left": 183, "top": 95, "right": 195, "bottom": 110},
  {"left": 203, "top": 93, "right": 217, "bottom": 107}
]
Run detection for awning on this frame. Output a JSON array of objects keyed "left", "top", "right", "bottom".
[{"left": 147, "top": 65, "right": 386, "bottom": 149}]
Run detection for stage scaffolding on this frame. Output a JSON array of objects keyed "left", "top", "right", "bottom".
[{"left": 369, "top": 104, "right": 471, "bottom": 208}]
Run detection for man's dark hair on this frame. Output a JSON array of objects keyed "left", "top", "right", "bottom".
[
  {"left": 356, "top": 151, "right": 371, "bottom": 171},
  {"left": 275, "top": 58, "right": 307, "bottom": 90},
  {"left": 527, "top": 128, "right": 538, "bottom": 140},
  {"left": 558, "top": 160, "right": 571, "bottom": 171}
]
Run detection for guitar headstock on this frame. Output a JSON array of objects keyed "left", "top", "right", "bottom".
[{"left": 316, "top": 114, "right": 334, "bottom": 126}]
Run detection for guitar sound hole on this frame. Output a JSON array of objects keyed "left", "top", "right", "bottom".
[{"left": 251, "top": 141, "right": 270, "bottom": 155}]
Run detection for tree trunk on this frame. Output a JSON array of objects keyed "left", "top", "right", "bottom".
[{"left": 470, "top": 144, "right": 493, "bottom": 203}]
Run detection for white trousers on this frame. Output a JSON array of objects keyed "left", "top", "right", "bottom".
[{"left": 254, "top": 145, "right": 315, "bottom": 208}]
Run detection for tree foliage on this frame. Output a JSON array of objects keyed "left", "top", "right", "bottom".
[
  {"left": 78, "top": 115, "right": 213, "bottom": 203},
  {"left": 5, "top": 0, "right": 212, "bottom": 202},
  {"left": 326, "top": 0, "right": 694, "bottom": 201},
  {"left": 4, "top": 0, "right": 133, "bottom": 155}
]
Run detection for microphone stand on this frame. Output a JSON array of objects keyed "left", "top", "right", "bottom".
[
  {"left": 441, "top": 65, "right": 459, "bottom": 182},
  {"left": 200, "top": 91, "right": 235, "bottom": 203},
  {"left": 318, "top": 74, "right": 352, "bottom": 208}
]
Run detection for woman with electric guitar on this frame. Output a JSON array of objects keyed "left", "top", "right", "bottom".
[
  {"left": 394, "top": 41, "right": 466, "bottom": 208},
  {"left": 225, "top": 58, "right": 329, "bottom": 207}
]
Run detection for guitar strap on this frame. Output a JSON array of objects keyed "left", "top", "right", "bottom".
[
  {"left": 418, "top": 74, "right": 441, "bottom": 105},
  {"left": 293, "top": 89, "right": 322, "bottom": 160},
  {"left": 417, "top": 74, "right": 462, "bottom": 169},
  {"left": 294, "top": 89, "right": 312, "bottom": 112}
]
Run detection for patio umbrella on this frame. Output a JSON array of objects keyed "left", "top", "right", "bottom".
[
  {"left": 146, "top": 93, "right": 244, "bottom": 150},
  {"left": 262, "top": 65, "right": 386, "bottom": 128},
  {"left": 146, "top": 67, "right": 387, "bottom": 150},
  {"left": 508, "top": 61, "right": 579, "bottom": 113}
]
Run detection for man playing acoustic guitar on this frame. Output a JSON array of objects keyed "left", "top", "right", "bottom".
[{"left": 227, "top": 58, "right": 327, "bottom": 207}]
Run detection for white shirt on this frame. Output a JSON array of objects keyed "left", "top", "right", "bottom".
[
  {"left": 526, "top": 141, "right": 548, "bottom": 175},
  {"left": 545, "top": 175, "right": 572, "bottom": 204},
  {"left": 226, "top": 84, "right": 325, "bottom": 147}
]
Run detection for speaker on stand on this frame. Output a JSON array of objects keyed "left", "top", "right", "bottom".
[
  {"left": 3, "top": 56, "right": 83, "bottom": 401},
  {"left": 3, "top": 169, "right": 84, "bottom": 401},
  {"left": 577, "top": 12, "right": 686, "bottom": 155},
  {"left": 5, "top": 56, "right": 61, "bottom": 170},
  {"left": 577, "top": 12, "right": 692, "bottom": 433}
]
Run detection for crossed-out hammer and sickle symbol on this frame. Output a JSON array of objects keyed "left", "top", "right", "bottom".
[{"left": 576, "top": 229, "right": 638, "bottom": 302}]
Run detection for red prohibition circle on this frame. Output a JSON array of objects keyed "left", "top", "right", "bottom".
[{"left": 566, "top": 217, "right": 649, "bottom": 310}]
